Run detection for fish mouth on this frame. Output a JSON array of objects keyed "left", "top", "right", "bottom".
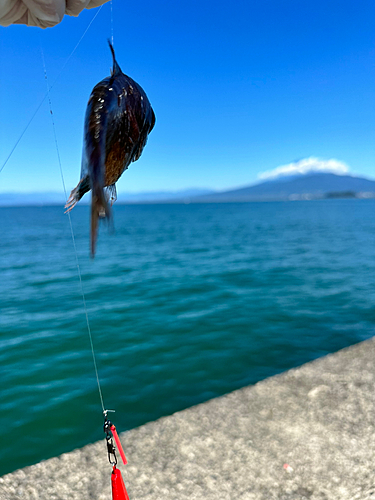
[{"left": 108, "top": 39, "right": 122, "bottom": 76}]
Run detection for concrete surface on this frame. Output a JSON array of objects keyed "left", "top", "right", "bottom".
[{"left": 1, "top": 337, "right": 375, "bottom": 500}]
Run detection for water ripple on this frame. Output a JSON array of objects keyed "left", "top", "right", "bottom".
[{"left": 1, "top": 200, "right": 375, "bottom": 475}]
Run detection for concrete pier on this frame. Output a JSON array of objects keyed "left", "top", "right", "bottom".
[{"left": 1, "top": 337, "right": 375, "bottom": 500}]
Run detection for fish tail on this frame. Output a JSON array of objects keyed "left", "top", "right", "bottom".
[
  {"left": 89, "top": 135, "right": 111, "bottom": 257},
  {"left": 90, "top": 186, "right": 111, "bottom": 258},
  {"left": 86, "top": 100, "right": 111, "bottom": 257}
]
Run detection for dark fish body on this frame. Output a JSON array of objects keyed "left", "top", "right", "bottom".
[{"left": 66, "top": 42, "right": 155, "bottom": 256}]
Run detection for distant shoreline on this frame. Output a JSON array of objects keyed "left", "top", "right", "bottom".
[
  {"left": 1, "top": 195, "right": 375, "bottom": 208},
  {"left": 2, "top": 172, "right": 375, "bottom": 206}
]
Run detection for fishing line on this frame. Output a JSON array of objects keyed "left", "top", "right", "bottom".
[
  {"left": 110, "top": 0, "right": 114, "bottom": 46},
  {"left": 40, "top": 41, "right": 105, "bottom": 414},
  {"left": 0, "top": 4, "right": 105, "bottom": 176}
]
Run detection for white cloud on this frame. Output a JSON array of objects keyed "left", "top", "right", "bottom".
[{"left": 258, "top": 157, "right": 350, "bottom": 180}]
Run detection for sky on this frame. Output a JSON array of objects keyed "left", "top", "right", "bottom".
[{"left": 0, "top": 0, "right": 374, "bottom": 194}]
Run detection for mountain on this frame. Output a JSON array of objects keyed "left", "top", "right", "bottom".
[
  {"left": 189, "top": 173, "right": 375, "bottom": 203},
  {"left": 1, "top": 174, "right": 374, "bottom": 206}
]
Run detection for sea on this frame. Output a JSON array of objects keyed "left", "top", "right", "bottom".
[{"left": 1, "top": 200, "right": 375, "bottom": 476}]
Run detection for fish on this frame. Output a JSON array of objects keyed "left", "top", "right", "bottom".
[{"left": 65, "top": 41, "right": 155, "bottom": 257}]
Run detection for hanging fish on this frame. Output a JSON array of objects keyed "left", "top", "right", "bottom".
[{"left": 65, "top": 41, "right": 155, "bottom": 256}]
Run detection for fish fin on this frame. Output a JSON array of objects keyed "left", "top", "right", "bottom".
[
  {"left": 90, "top": 189, "right": 112, "bottom": 258},
  {"left": 105, "top": 184, "right": 117, "bottom": 206},
  {"left": 65, "top": 176, "right": 90, "bottom": 213},
  {"left": 108, "top": 40, "right": 122, "bottom": 76}
]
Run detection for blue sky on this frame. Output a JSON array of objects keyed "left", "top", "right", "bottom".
[{"left": 0, "top": 0, "right": 374, "bottom": 194}]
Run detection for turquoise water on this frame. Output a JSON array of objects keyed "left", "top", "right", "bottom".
[{"left": 1, "top": 200, "right": 375, "bottom": 476}]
